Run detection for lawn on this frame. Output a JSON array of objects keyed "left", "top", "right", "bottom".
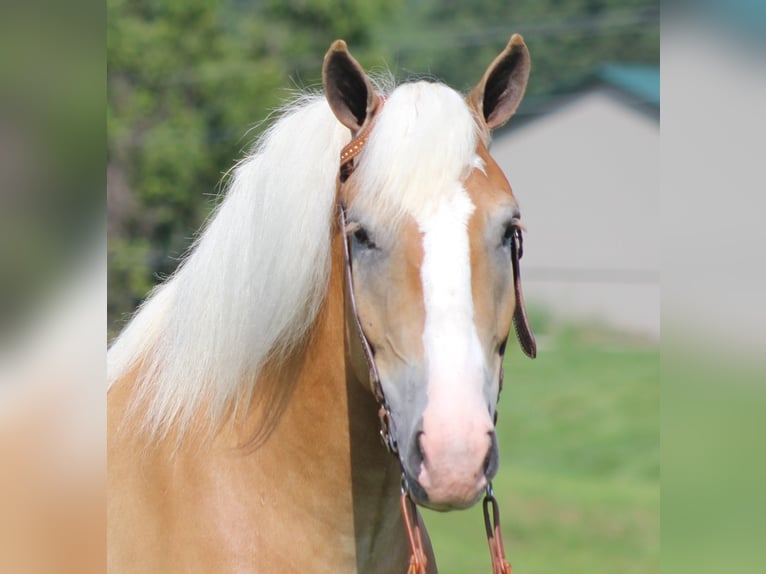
[{"left": 422, "top": 323, "right": 659, "bottom": 574}]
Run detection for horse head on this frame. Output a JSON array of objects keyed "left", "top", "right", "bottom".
[{"left": 323, "top": 36, "right": 535, "bottom": 511}]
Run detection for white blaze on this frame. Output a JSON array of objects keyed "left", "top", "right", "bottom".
[
  {"left": 416, "top": 185, "right": 493, "bottom": 505},
  {"left": 418, "top": 187, "right": 485, "bottom": 405}
]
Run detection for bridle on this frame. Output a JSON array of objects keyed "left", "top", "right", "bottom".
[{"left": 336, "top": 94, "right": 536, "bottom": 574}]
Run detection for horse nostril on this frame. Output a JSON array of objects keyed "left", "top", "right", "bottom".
[
  {"left": 416, "top": 431, "right": 425, "bottom": 463},
  {"left": 498, "top": 337, "right": 508, "bottom": 356},
  {"left": 483, "top": 431, "right": 499, "bottom": 479},
  {"left": 407, "top": 430, "right": 426, "bottom": 473}
]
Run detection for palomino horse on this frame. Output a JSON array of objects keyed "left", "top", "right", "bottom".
[{"left": 108, "top": 35, "right": 535, "bottom": 573}]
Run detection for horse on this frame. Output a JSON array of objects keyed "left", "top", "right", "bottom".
[{"left": 107, "top": 35, "right": 535, "bottom": 573}]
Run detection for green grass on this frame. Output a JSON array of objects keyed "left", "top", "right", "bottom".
[{"left": 422, "top": 324, "right": 659, "bottom": 573}]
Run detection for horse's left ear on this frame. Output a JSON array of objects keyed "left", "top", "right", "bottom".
[
  {"left": 468, "top": 34, "right": 531, "bottom": 131},
  {"left": 323, "top": 40, "right": 379, "bottom": 133}
]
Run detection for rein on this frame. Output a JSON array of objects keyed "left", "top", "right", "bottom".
[{"left": 336, "top": 94, "right": 535, "bottom": 574}]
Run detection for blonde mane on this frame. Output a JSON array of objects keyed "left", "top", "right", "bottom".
[{"left": 107, "top": 80, "right": 480, "bottom": 441}]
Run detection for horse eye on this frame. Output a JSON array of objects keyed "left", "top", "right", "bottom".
[{"left": 353, "top": 227, "right": 376, "bottom": 249}]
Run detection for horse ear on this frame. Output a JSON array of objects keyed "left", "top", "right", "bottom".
[
  {"left": 323, "top": 40, "right": 379, "bottom": 133},
  {"left": 468, "top": 34, "right": 531, "bottom": 131}
]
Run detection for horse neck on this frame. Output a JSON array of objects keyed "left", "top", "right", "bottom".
[{"left": 246, "top": 228, "right": 415, "bottom": 572}]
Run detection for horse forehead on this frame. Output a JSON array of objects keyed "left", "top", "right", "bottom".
[
  {"left": 394, "top": 215, "right": 427, "bottom": 280},
  {"left": 404, "top": 142, "right": 515, "bottom": 264},
  {"left": 464, "top": 142, "right": 516, "bottom": 210}
]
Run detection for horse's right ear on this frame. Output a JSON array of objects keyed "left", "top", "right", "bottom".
[{"left": 323, "top": 40, "right": 379, "bottom": 133}]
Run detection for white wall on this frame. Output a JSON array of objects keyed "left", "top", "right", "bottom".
[{"left": 491, "top": 89, "right": 659, "bottom": 338}]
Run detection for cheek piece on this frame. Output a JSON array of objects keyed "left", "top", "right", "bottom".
[{"left": 336, "top": 94, "right": 536, "bottom": 574}]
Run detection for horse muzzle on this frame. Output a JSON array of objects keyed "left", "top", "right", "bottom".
[{"left": 403, "top": 412, "right": 499, "bottom": 511}]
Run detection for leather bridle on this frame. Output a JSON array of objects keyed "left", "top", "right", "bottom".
[{"left": 336, "top": 94, "right": 536, "bottom": 574}]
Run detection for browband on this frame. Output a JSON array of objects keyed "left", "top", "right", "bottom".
[{"left": 339, "top": 95, "right": 386, "bottom": 183}]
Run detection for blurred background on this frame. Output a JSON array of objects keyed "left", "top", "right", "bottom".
[{"left": 106, "top": 0, "right": 659, "bottom": 572}]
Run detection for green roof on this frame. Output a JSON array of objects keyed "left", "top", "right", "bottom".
[
  {"left": 704, "top": 0, "right": 766, "bottom": 37},
  {"left": 597, "top": 64, "right": 660, "bottom": 107}
]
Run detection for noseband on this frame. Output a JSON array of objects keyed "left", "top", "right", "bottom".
[{"left": 336, "top": 94, "right": 536, "bottom": 574}]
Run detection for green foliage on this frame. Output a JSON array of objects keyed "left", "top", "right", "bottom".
[
  {"left": 376, "top": 0, "right": 659, "bottom": 96},
  {"left": 107, "top": 0, "right": 399, "bottom": 333},
  {"left": 107, "top": 0, "right": 658, "bottom": 334}
]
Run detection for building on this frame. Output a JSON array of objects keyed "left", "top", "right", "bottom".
[{"left": 491, "top": 64, "right": 660, "bottom": 339}]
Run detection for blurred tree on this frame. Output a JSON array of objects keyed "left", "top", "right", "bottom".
[
  {"left": 376, "top": 0, "right": 658, "bottom": 97},
  {"left": 107, "top": 0, "right": 399, "bottom": 334}
]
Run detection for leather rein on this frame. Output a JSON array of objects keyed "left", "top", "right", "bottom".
[{"left": 336, "top": 95, "right": 536, "bottom": 574}]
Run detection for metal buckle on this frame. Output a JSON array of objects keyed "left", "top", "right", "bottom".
[{"left": 378, "top": 404, "right": 398, "bottom": 454}]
